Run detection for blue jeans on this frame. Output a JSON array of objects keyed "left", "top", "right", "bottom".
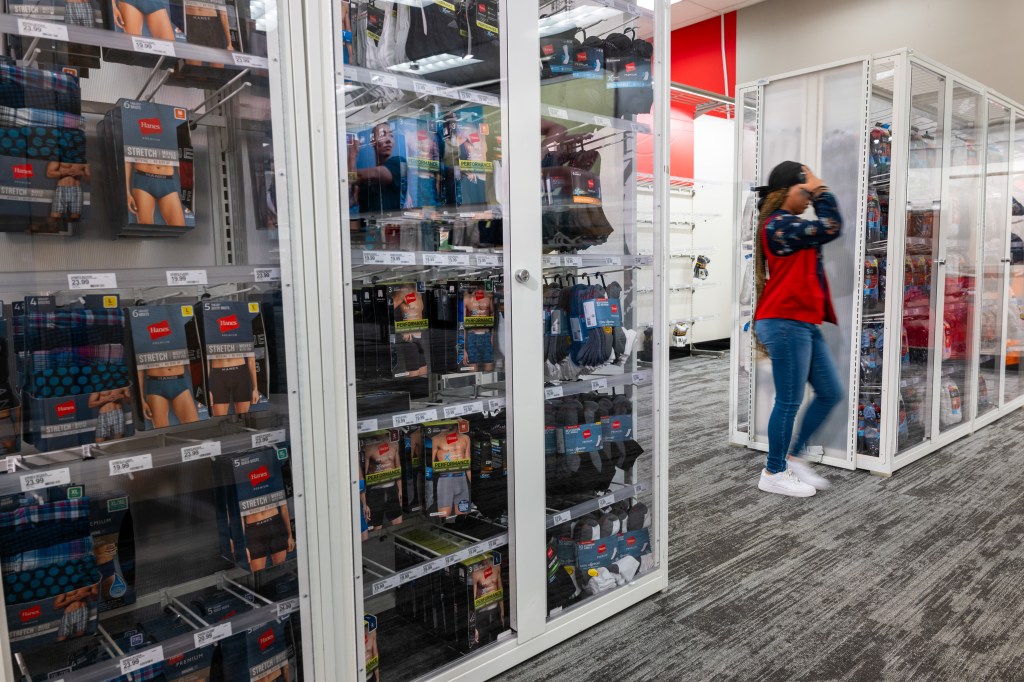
[{"left": 756, "top": 318, "right": 843, "bottom": 474}]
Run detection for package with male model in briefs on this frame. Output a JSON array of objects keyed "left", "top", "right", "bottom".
[
  {"left": 423, "top": 418, "right": 471, "bottom": 520},
  {"left": 358, "top": 428, "right": 403, "bottom": 532},
  {"left": 100, "top": 98, "right": 195, "bottom": 237},
  {"left": 454, "top": 550, "right": 507, "bottom": 652},
  {"left": 219, "top": 618, "right": 294, "bottom": 682},
  {"left": 103, "top": 0, "right": 186, "bottom": 67},
  {"left": 0, "top": 304, "right": 22, "bottom": 456},
  {"left": 197, "top": 299, "right": 270, "bottom": 416},
  {"left": 212, "top": 446, "right": 296, "bottom": 574},
  {"left": 125, "top": 303, "right": 208, "bottom": 430}
]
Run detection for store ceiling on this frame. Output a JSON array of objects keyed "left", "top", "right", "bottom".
[{"left": 670, "top": 0, "right": 767, "bottom": 30}]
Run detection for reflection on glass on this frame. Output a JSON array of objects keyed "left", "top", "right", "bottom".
[
  {"left": 736, "top": 89, "right": 759, "bottom": 435},
  {"left": 978, "top": 100, "right": 1011, "bottom": 417},
  {"left": 1005, "top": 113, "right": 1024, "bottom": 404},
  {"left": 898, "top": 65, "right": 945, "bottom": 453}
]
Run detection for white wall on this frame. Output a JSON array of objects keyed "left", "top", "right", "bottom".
[{"left": 736, "top": 0, "right": 1024, "bottom": 106}]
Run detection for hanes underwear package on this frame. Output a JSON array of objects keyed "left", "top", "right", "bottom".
[
  {"left": 125, "top": 304, "right": 209, "bottom": 430},
  {"left": 218, "top": 619, "right": 293, "bottom": 682},
  {"left": 456, "top": 280, "right": 495, "bottom": 372},
  {"left": 171, "top": 0, "right": 246, "bottom": 85},
  {"left": 197, "top": 300, "right": 270, "bottom": 414},
  {"left": 364, "top": 614, "right": 380, "bottom": 681},
  {"left": 102, "top": 0, "right": 187, "bottom": 67},
  {"left": 359, "top": 428, "right": 403, "bottom": 531},
  {"left": 0, "top": 304, "right": 22, "bottom": 456},
  {"left": 454, "top": 550, "right": 506, "bottom": 652},
  {"left": 423, "top": 419, "right": 471, "bottom": 520},
  {"left": 383, "top": 283, "right": 429, "bottom": 380},
  {"left": 89, "top": 491, "right": 135, "bottom": 612}
]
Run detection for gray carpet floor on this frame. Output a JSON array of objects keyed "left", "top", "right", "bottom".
[{"left": 496, "top": 353, "right": 1024, "bottom": 681}]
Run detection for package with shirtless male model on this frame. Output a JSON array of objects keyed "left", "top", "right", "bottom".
[
  {"left": 359, "top": 428, "right": 404, "bottom": 532},
  {"left": 423, "top": 418, "right": 472, "bottom": 520},
  {"left": 197, "top": 299, "right": 271, "bottom": 415},
  {"left": 125, "top": 303, "right": 209, "bottom": 430},
  {"left": 454, "top": 550, "right": 507, "bottom": 652}
]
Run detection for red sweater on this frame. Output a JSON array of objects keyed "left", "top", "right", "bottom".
[{"left": 754, "top": 191, "right": 843, "bottom": 325}]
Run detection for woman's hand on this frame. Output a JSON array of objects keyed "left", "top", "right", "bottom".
[{"left": 802, "top": 167, "right": 825, "bottom": 193}]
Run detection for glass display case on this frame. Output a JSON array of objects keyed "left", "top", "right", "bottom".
[
  {"left": 733, "top": 50, "right": 1024, "bottom": 475},
  {"left": 0, "top": 2, "right": 311, "bottom": 681}
]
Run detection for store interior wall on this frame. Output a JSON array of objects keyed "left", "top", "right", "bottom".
[{"left": 736, "top": 0, "right": 1024, "bottom": 105}]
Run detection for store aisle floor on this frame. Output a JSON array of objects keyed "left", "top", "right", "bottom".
[{"left": 496, "top": 353, "right": 1024, "bottom": 681}]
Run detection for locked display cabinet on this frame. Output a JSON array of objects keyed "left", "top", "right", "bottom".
[
  {"left": 730, "top": 49, "right": 1024, "bottom": 475},
  {"left": 314, "top": 0, "right": 671, "bottom": 680}
]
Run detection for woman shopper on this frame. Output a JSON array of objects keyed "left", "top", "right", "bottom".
[{"left": 753, "top": 161, "right": 843, "bottom": 497}]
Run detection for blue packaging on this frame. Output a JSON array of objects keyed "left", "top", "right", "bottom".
[
  {"left": 197, "top": 300, "right": 271, "bottom": 415},
  {"left": 556, "top": 421, "right": 602, "bottom": 455}
]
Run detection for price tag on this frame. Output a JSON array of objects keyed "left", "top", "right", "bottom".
[
  {"left": 357, "top": 419, "right": 378, "bottom": 433},
  {"left": 371, "top": 577, "right": 398, "bottom": 596},
  {"left": 372, "top": 251, "right": 416, "bottom": 265},
  {"left": 632, "top": 372, "right": 646, "bottom": 384},
  {"left": 544, "top": 386, "right": 563, "bottom": 400},
  {"left": 181, "top": 441, "right": 221, "bottom": 463},
  {"left": 458, "top": 89, "right": 476, "bottom": 102},
  {"left": 465, "top": 401, "right": 484, "bottom": 416},
  {"left": 548, "top": 107, "right": 569, "bottom": 119},
  {"left": 166, "top": 270, "right": 208, "bottom": 286},
  {"left": 68, "top": 273, "right": 117, "bottom": 290},
  {"left": 254, "top": 267, "right": 281, "bottom": 282},
  {"left": 231, "top": 52, "right": 269, "bottom": 69},
  {"left": 423, "top": 253, "right": 470, "bottom": 266},
  {"left": 361, "top": 252, "right": 386, "bottom": 265},
  {"left": 399, "top": 566, "right": 424, "bottom": 582},
  {"left": 598, "top": 494, "right": 615, "bottom": 507},
  {"left": 413, "top": 80, "right": 439, "bottom": 96},
  {"left": 551, "top": 511, "right": 571, "bottom": 526},
  {"left": 483, "top": 95, "right": 499, "bottom": 106},
  {"left": 109, "top": 454, "right": 152, "bottom": 476},
  {"left": 486, "top": 399, "right": 504, "bottom": 412},
  {"left": 131, "top": 36, "right": 175, "bottom": 56},
  {"left": 277, "top": 597, "right": 299, "bottom": 617},
  {"left": 194, "top": 622, "right": 232, "bottom": 649},
  {"left": 475, "top": 254, "right": 502, "bottom": 267},
  {"left": 252, "top": 429, "right": 287, "bottom": 448},
  {"left": 603, "top": 256, "right": 622, "bottom": 266},
  {"left": 543, "top": 256, "right": 561, "bottom": 267},
  {"left": 119, "top": 646, "right": 164, "bottom": 676},
  {"left": 369, "top": 73, "right": 398, "bottom": 88},
  {"left": 591, "top": 378, "right": 608, "bottom": 391},
  {"left": 20, "top": 467, "right": 70, "bottom": 492},
  {"left": 487, "top": 536, "right": 504, "bottom": 550},
  {"left": 17, "top": 18, "right": 68, "bottom": 41},
  {"left": 412, "top": 409, "right": 438, "bottom": 423},
  {"left": 563, "top": 256, "right": 583, "bottom": 267},
  {"left": 593, "top": 115, "right": 612, "bottom": 127}
]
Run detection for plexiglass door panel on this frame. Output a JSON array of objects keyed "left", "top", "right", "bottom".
[
  {"left": 978, "top": 100, "right": 1011, "bottom": 417},
  {"left": 1006, "top": 113, "right": 1024, "bottom": 405},
  {"left": 898, "top": 64, "right": 945, "bottom": 454},
  {"left": 733, "top": 88, "right": 759, "bottom": 439},
  {"left": 337, "top": 2, "right": 514, "bottom": 680},
  {"left": 935, "top": 84, "right": 983, "bottom": 433},
  {"left": 537, "top": 1, "right": 659, "bottom": 620}
]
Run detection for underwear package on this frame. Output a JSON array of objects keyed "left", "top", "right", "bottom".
[
  {"left": 469, "top": 417, "right": 506, "bottom": 520},
  {"left": 102, "top": 0, "right": 187, "bottom": 67},
  {"left": 381, "top": 282, "right": 430, "bottom": 380},
  {"left": 454, "top": 550, "right": 506, "bottom": 652},
  {"left": 20, "top": 296, "right": 136, "bottom": 452},
  {"left": 401, "top": 0, "right": 500, "bottom": 87},
  {"left": 89, "top": 490, "right": 135, "bottom": 612},
  {"left": 125, "top": 303, "right": 209, "bottom": 430},
  {"left": 112, "top": 613, "right": 216, "bottom": 680},
  {"left": 211, "top": 446, "right": 295, "bottom": 573},
  {"left": 422, "top": 419, "right": 471, "bottom": 520},
  {"left": 99, "top": 98, "right": 195, "bottom": 238},
  {"left": 455, "top": 280, "right": 495, "bottom": 372},
  {"left": 189, "top": 588, "right": 253, "bottom": 626},
  {"left": 0, "top": 306, "right": 22, "bottom": 456},
  {"left": 439, "top": 106, "right": 500, "bottom": 211},
  {"left": 218, "top": 618, "right": 293, "bottom": 682},
  {"left": 196, "top": 299, "right": 271, "bottom": 414},
  {"left": 350, "top": 115, "right": 443, "bottom": 216},
  {"left": 399, "top": 424, "right": 424, "bottom": 514},
  {"left": 425, "top": 282, "right": 458, "bottom": 375},
  {"left": 170, "top": 0, "right": 246, "bottom": 86},
  {"left": 358, "top": 428, "right": 403, "bottom": 531}
]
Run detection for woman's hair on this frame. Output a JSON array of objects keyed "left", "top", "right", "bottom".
[{"left": 752, "top": 187, "right": 789, "bottom": 355}]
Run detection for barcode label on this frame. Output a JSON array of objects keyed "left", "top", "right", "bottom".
[
  {"left": 475, "top": 254, "right": 502, "bottom": 267},
  {"left": 551, "top": 511, "right": 571, "bottom": 526},
  {"left": 371, "top": 576, "right": 399, "bottom": 595},
  {"left": 549, "top": 107, "right": 569, "bottom": 119},
  {"left": 543, "top": 256, "right": 561, "bottom": 267},
  {"left": 119, "top": 646, "right": 164, "bottom": 675},
  {"left": 166, "top": 270, "right": 208, "bottom": 286},
  {"left": 413, "top": 80, "right": 441, "bottom": 96},
  {"left": 277, "top": 597, "right": 299, "bottom": 617},
  {"left": 68, "top": 273, "right": 117, "bottom": 290},
  {"left": 563, "top": 256, "right": 583, "bottom": 266},
  {"left": 131, "top": 36, "right": 175, "bottom": 56},
  {"left": 544, "top": 386, "right": 563, "bottom": 399},
  {"left": 20, "top": 468, "right": 70, "bottom": 492},
  {"left": 593, "top": 116, "right": 612, "bottom": 127},
  {"left": 181, "top": 441, "right": 221, "bottom": 463},
  {"left": 487, "top": 399, "right": 504, "bottom": 412},
  {"left": 109, "top": 454, "right": 152, "bottom": 476},
  {"left": 591, "top": 379, "right": 608, "bottom": 390},
  {"left": 423, "top": 253, "right": 470, "bottom": 266},
  {"left": 598, "top": 494, "right": 615, "bottom": 507}
]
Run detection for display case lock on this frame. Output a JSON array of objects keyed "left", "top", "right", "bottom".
[{"left": 515, "top": 269, "right": 531, "bottom": 284}]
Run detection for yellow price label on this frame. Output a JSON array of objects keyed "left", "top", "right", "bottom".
[
  {"left": 248, "top": 303, "right": 260, "bottom": 313},
  {"left": 102, "top": 296, "right": 118, "bottom": 309},
  {"left": 181, "top": 305, "right": 194, "bottom": 317}
]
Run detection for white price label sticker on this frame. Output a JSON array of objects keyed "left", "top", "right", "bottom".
[
  {"left": 68, "top": 273, "right": 117, "bottom": 290},
  {"left": 231, "top": 52, "right": 269, "bottom": 69},
  {"left": 388, "top": 252, "right": 417, "bottom": 265},
  {"left": 392, "top": 412, "right": 414, "bottom": 427},
  {"left": 465, "top": 401, "right": 484, "bottom": 415},
  {"left": 458, "top": 89, "right": 476, "bottom": 102},
  {"left": 487, "top": 399, "right": 504, "bottom": 412},
  {"left": 544, "top": 386, "right": 563, "bottom": 400},
  {"left": 166, "top": 270, "right": 208, "bottom": 286},
  {"left": 361, "top": 252, "right": 387, "bottom": 265},
  {"left": 413, "top": 80, "right": 439, "bottom": 96},
  {"left": 252, "top": 429, "right": 287, "bottom": 448},
  {"left": 543, "top": 256, "right": 561, "bottom": 267},
  {"left": 370, "top": 73, "right": 398, "bottom": 88},
  {"left": 20, "top": 467, "right": 70, "bottom": 492},
  {"left": 549, "top": 107, "right": 569, "bottom": 119},
  {"left": 120, "top": 646, "right": 164, "bottom": 675},
  {"left": 475, "top": 254, "right": 502, "bottom": 267},
  {"left": 17, "top": 18, "right": 68, "bottom": 41},
  {"left": 631, "top": 122, "right": 644, "bottom": 132},
  {"left": 181, "top": 441, "right": 222, "bottom": 463},
  {"left": 277, "top": 597, "right": 299, "bottom": 617},
  {"left": 412, "top": 409, "right": 438, "bottom": 423},
  {"left": 632, "top": 372, "right": 646, "bottom": 384},
  {"left": 371, "top": 577, "right": 398, "bottom": 596},
  {"left": 356, "top": 419, "right": 378, "bottom": 433},
  {"left": 194, "top": 622, "right": 232, "bottom": 649},
  {"left": 254, "top": 267, "right": 281, "bottom": 282},
  {"left": 487, "top": 537, "right": 504, "bottom": 550},
  {"left": 551, "top": 511, "right": 571, "bottom": 526},
  {"left": 109, "top": 454, "right": 153, "bottom": 476},
  {"left": 563, "top": 256, "right": 583, "bottom": 267},
  {"left": 593, "top": 116, "right": 612, "bottom": 127},
  {"left": 443, "top": 404, "right": 463, "bottom": 419},
  {"left": 591, "top": 378, "right": 608, "bottom": 391},
  {"left": 399, "top": 566, "right": 424, "bottom": 582},
  {"left": 131, "top": 36, "right": 175, "bottom": 56},
  {"left": 598, "top": 494, "right": 616, "bottom": 507},
  {"left": 604, "top": 257, "right": 622, "bottom": 266},
  {"left": 423, "top": 253, "right": 470, "bottom": 266}
]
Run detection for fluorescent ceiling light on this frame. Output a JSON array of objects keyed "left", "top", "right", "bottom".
[
  {"left": 387, "top": 53, "right": 482, "bottom": 75},
  {"left": 539, "top": 7, "right": 619, "bottom": 37}
]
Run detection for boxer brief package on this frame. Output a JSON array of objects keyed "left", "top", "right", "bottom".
[
  {"left": 423, "top": 419, "right": 471, "bottom": 520},
  {"left": 470, "top": 422, "right": 506, "bottom": 520},
  {"left": 350, "top": 119, "right": 409, "bottom": 216},
  {"left": 173, "top": 0, "right": 245, "bottom": 85},
  {"left": 425, "top": 283, "right": 457, "bottom": 375},
  {"left": 451, "top": 107, "right": 494, "bottom": 210},
  {"left": 364, "top": 614, "right": 380, "bottom": 681},
  {"left": 393, "top": 526, "right": 473, "bottom": 635},
  {"left": 0, "top": 305, "right": 22, "bottom": 456},
  {"left": 89, "top": 490, "right": 135, "bottom": 612},
  {"left": 143, "top": 614, "right": 217, "bottom": 680},
  {"left": 454, "top": 550, "right": 506, "bottom": 652},
  {"left": 400, "top": 425, "right": 424, "bottom": 513},
  {"left": 101, "top": 98, "right": 195, "bottom": 237},
  {"left": 456, "top": 280, "right": 495, "bottom": 372},
  {"left": 190, "top": 588, "right": 253, "bottom": 624},
  {"left": 359, "top": 428, "right": 403, "bottom": 531},
  {"left": 212, "top": 447, "right": 295, "bottom": 573},
  {"left": 384, "top": 282, "right": 429, "bottom": 380},
  {"left": 125, "top": 303, "right": 209, "bottom": 430},
  {"left": 219, "top": 619, "right": 292, "bottom": 682},
  {"left": 197, "top": 300, "right": 270, "bottom": 414}
]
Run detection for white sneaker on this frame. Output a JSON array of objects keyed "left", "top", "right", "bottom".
[
  {"left": 758, "top": 468, "right": 816, "bottom": 498},
  {"left": 787, "top": 457, "right": 831, "bottom": 490}
]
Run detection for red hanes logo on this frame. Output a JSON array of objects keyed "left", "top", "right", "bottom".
[
  {"left": 479, "top": 3, "right": 486, "bottom": 11},
  {"left": 12, "top": 164, "right": 32, "bottom": 179},
  {"left": 404, "top": 293, "right": 417, "bottom": 305},
  {"left": 138, "top": 117, "right": 163, "bottom": 135},
  {"left": 469, "top": 133, "right": 481, "bottom": 144},
  {"left": 258, "top": 629, "right": 276, "bottom": 651},
  {"left": 542, "top": 44, "right": 554, "bottom": 56},
  {"left": 547, "top": 547, "right": 554, "bottom": 559},
  {"left": 587, "top": 179, "right": 595, "bottom": 190},
  {"left": 625, "top": 62, "right": 636, "bottom": 73},
  {"left": 577, "top": 52, "right": 587, "bottom": 62},
  {"left": 484, "top": 567, "right": 493, "bottom": 578},
  {"left": 168, "top": 654, "right": 185, "bottom": 666},
  {"left": 20, "top": 606, "right": 41, "bottom": 623},
  {"left": 377, "top": 443, "right": 390, "bottom": 456},
  {"left": 474, "top": 290, "right": 486, "bottom": 300},
  {"left": 611, "top": 304, "right": 618, "bottom": 314},
  {"left": 612, "top": 420, "right": 621, "bottom": 430},
  {"left": 249, "top": 466, "right": 270, "bottom": 486},
  {"left": 597, "top": 544, "right": 607, "bottom": 554},
  {"left": 626, "top": 536, "right": 636, "bottom": 547},
  {"left": 582, "top": 429, "right": 591, "bottom": 439},
  {"left": 217, "top": 315, "right": 239, "bottom": 333},
  {"left": 148, "top": 321, "right": 171, "bottom": 340},
  {"left": 446, "top": 433, "right": 458, "bottom": 444},
  {"left": 56, "top": 400, "right": 76, "bottom": 418}
]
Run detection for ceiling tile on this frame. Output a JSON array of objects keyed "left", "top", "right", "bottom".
[{"left": 671, "top": 1, "right": 716, "bottom": 28}]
